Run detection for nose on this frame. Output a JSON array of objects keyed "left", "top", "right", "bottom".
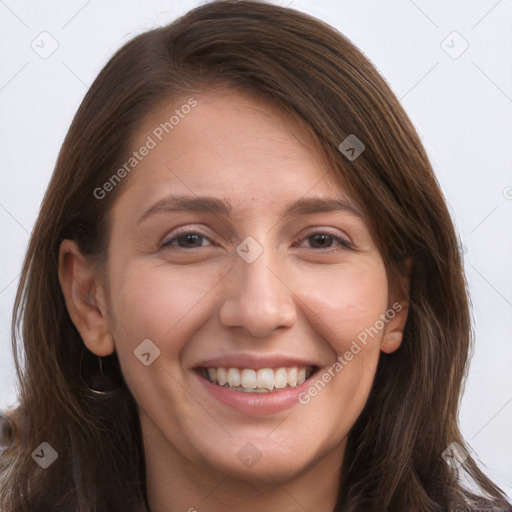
[{"left": 219, "top": 244, "right": 297, "bottom": 338}]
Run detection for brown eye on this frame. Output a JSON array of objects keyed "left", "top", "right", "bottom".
[
  {"left": 308, "top": 233, "right": 335, "bottom": 249},
  {"left": 299, "top": 231, "right": 353, "bottom": 251},
  {"left": 161, "top": 231, "right": 213, "bottom": 249}
]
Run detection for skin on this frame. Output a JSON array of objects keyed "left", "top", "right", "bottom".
[{"left": 59, "top": 90, "right": 410, "bottom": 512}]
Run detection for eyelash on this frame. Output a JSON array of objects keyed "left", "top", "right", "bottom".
[{"left": 160, "top": 229, "right": 353, "bottom": 251}]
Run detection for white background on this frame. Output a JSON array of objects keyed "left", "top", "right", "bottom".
[{"left": 1, "top": 0, "right": 511, "bottom": 498}]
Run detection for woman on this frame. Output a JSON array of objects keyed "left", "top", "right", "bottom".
[{"left": 1, "top": 1, "right": 510, "bottom": 511}]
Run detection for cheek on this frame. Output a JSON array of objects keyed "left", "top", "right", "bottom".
[
  {"left": 291, "top": 263, "right": 388, "bottom": 436},
  {"left": 295, "top": 260, "right": 389, "bottom": 356},
  {"left": 107, "top": 258, "right": 225, "bottom": 361}
]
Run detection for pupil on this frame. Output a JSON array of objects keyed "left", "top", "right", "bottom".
[
  {"left": 312, "top": 234, "right": 331, "bottom": 248},
  {"left": 181, "top": 234, "right": 201, "bottom": 247}
]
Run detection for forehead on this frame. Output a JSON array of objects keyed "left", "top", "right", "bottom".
[{"left": 118, "top": 89, "right": 358, "bottom": 215}]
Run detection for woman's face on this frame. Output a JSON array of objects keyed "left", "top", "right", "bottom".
[{"left": 87, "top": 90, "right": 407, "bottom": 482}]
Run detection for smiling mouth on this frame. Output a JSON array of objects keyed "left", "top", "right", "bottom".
[{"left": 198, "top": 366, "right": 318, "bottom": 393}]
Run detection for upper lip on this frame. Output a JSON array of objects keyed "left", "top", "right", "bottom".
[{"left": 193, "top": 353, "right": 320, "bottom": 370}]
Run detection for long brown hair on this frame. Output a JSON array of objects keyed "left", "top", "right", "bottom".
[{"left": 1, "top": 1, "right": 510, "bottom": 510}]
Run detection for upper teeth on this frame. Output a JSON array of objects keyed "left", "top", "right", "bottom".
[{"left": 202, "top": 367, "right": 312, "bottom": 392}]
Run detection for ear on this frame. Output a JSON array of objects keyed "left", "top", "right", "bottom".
[
  {"left": 381, "top": 257, "right": 412, "bottom": 354},
  {"left": 58, "top": 239, "right": 115, "bottom": 357}
]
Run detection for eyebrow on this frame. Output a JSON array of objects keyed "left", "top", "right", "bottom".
[{"left": 137, "top": 195, "right": 363, "bottom": 224}]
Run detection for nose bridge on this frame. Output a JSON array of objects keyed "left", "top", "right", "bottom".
[
  {"left": 239, "top": 244, "right": 282, "bottom": 304},
  {"left": 219, "top": 236, "right": 297, "bottom": 337}
]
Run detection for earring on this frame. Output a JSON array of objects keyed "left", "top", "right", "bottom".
[{"left": 80, "top": 352, "right": 117, "bottom": 397}]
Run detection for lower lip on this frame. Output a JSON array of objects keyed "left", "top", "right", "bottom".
[{"left": 195, "top": 370, "right": 317, "bottom": 415}]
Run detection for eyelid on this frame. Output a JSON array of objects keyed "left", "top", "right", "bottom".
[
  {"left": 160, "top": 225, "right": 214, "bottom": 248},
  {"left": 159, "top": 225, "right": 355, "bottom": 250},
  {"left": 294, "top": 228, "right": 354, "bottom": 250}
]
